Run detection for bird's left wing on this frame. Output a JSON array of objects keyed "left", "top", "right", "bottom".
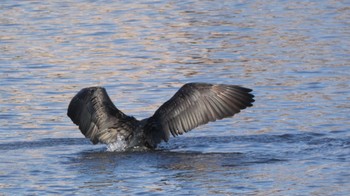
[{"left": 143, "top": 83, "right": 254, "bottom": 147}]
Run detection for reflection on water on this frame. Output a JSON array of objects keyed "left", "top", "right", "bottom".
[{"left": 1, "top": 0, "right": 350, "bottom": 195}]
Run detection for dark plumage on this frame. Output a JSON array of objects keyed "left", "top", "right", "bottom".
[{"left": 67, "top": 83, "right": 254, "bottom": 150}]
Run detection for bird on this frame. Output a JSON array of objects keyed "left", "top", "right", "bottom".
[{"left": 67, "top": 83, "right": 254, "bottom": 151}]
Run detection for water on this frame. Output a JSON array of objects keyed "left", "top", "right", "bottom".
[{"left": 1, "top": 0, "right": 349, "bottom": 195}]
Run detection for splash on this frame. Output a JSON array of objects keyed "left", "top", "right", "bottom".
[{"left": 106, "top": 136, "right": 127, "bottom": 152}]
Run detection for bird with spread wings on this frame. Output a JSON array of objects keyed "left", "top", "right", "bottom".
[{"left": 67, "top": 83, "right": 254, "bottom": 150}]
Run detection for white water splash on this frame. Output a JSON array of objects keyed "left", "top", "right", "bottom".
[{"left": 106, "top": 136, "right": 127, "bottom": 152}]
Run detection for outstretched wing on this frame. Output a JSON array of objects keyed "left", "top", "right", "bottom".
[
  {"left": 67, "top": 87, "right": 137, "bottom": 144},
  {"left": 144, "top": 83, "right": 255, "bottom": 146}
]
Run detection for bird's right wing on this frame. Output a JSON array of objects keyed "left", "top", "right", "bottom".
[
  {"left": 67, "top": 87, "right": 137, "bottom": 144},
  {"left": 144, "top": 83, "right": 254, "bottom": 146}
]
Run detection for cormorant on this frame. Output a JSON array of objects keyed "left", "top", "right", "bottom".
[{"left": 67, "top": 83, "right": 254, "bottom": 151}]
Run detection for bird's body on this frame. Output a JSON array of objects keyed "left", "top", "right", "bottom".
[{"left": 67, "top": 83, "right": 254, "bottom": 151}]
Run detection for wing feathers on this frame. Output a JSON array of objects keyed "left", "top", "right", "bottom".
[
  {"left": 144, "top": 83, "right": 254, "bottom": 144},
  {"left": 67, "top": 87, "right": 137, "bottom": 144}
]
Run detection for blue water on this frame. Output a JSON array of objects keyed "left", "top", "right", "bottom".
[{"left": 1, "top": 0, "right": 350, "bottom": 195}]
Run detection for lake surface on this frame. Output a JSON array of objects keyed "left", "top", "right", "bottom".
[{"left": 1, "top": 0, "right": 350, "bottom": 195}]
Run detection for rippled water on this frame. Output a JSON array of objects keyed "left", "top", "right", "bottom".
[{"left": 1, "top": 0, "right": 350, "bottom": 195}]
